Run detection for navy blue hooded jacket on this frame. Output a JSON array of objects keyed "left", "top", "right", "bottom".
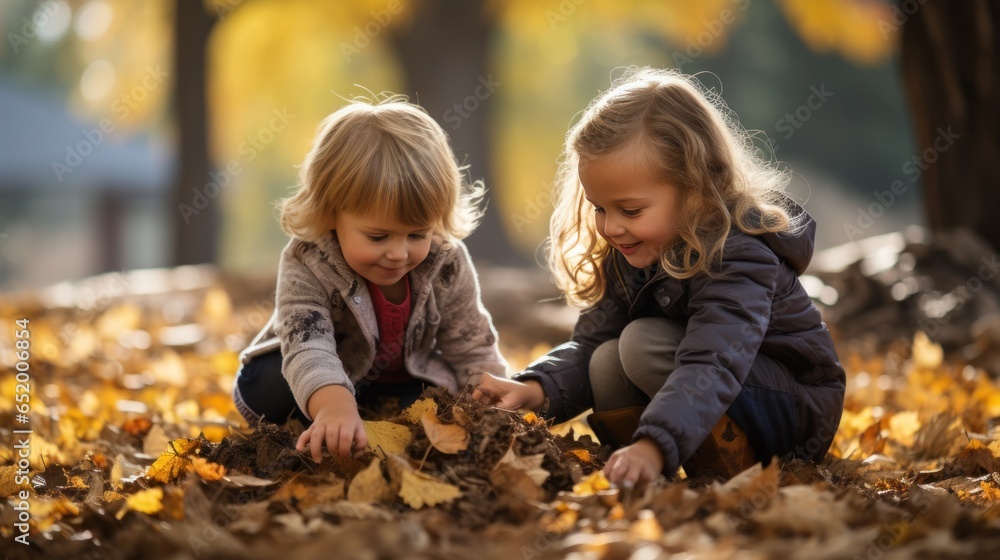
[{"left": 515, "top": 206, "right": 844, "bottom": 472}]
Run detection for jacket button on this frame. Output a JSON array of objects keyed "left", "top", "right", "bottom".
[
  {"left": 659, "top": 296, "right": 671, "bottom": 306},
  {"left": 353, "top": 296, "right": 362, "bottom": 304}
]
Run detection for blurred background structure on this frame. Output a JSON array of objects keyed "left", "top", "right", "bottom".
[{"left": 0, "top": 0, "right": 991, "bottom": 291}]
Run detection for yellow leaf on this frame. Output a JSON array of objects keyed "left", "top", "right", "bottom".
[
  {"left": 364, "top": 421, "right": 413, "bottom": 456},
  {"left": 572, "top": 471, "right": 610, "bottom": 496},
  {"left": 421, "top": 411, "right": 468, "bottom": 454},
  {"left": 146, "top": 438, "right": 200, "bottom": 484},
  {"left": 403, "top": 398, "right": 439, "bottom": 424},
  {"left": 911, "top": 331, "right": 943, "bottom": 371},
  {"left": 348, "top": 457, "right": 392, "bottom": 503},
  {"left": 522, "top": 412, "right": 543, "bottom": 425},
  {"left": 32, "top": 497, "right": 81, "bottom": 530},
  {"left": 189, "top": 457, "right": 226, "bottom": 481},
  {"left": 0, "top": 465, "right": 29, "bottom": 498},
  {"left": 398, "top": 470, "right": 461, "bottom": 509},
  {"left": 118, "top": 487, "right": 162, "bottom": 519}
]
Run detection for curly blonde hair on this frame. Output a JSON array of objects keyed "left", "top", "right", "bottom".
[
  {"left": 279, "top": 95, "right": 484, "bottom": 242},
  {"left": 550, "top": 67, "right": 798, "bottom": 307}
]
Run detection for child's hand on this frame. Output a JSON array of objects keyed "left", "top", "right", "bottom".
[
  {"left": 472, "top": 373, "right": 545, "bottom": 410},
  {"left": 603, "top": 437, "right": 665, "bottom": 488},
  {"left": 296, "top": 385, "right": 367, "bottom": 461}
]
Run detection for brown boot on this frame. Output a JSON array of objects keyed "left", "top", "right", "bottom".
[
  {"left": 586, "top": 406, "right": 645, "bottom": 448},
  {"left": 682, "top": 413, "right": 757, "bottom": 480}
]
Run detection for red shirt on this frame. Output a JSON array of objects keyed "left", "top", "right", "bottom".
[{"left": 365, "top": 277, "right": 414, "bottom": 384}]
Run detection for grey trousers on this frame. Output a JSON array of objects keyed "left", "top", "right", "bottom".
[{"left": 588, "top": 317, "right": 845, "bottom": 463}]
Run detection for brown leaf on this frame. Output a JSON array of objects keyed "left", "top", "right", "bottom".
[
  {"left": 490, "top": 464, "right": 545, "bottom": 501},
  {"left": 499, "top": 447, "right": 550, "bottom": 486},
  {"left": 420, "top": 410, "right": 468, "bottom": 454},
  {"left": 398, "top": 470, "right": 461, "bottom": 509}
]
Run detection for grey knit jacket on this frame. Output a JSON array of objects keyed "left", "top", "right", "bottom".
[{"left": 240, "top": 231, "right": 508, "bottom": 420}]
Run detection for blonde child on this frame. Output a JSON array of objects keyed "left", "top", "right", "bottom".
[
  {"left": 474, "top": 67, "right": 845, "bottom": 486},
  {"left": 234, "top": 96, "right": 507, "bottom": 461}
]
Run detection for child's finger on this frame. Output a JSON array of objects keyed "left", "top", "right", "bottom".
[
  {"left": 295, "top": 427, "right": 311, "bottom": 452},
  {"left": 309, "top": 424, "right": 329, "bottom": 463},
  {"left": 354, "top": 424, "right": 368, "bottom": 451},
  {"left": 336, "top": 426, "right": 355, "bottom": 457}
]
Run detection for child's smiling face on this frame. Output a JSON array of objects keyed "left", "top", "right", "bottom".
[
  {"left": 579, "top": 153, "right": 682, "bottom": 269},
  {"left": 335, "top": 212, "right": 433, "bottom": 289}
]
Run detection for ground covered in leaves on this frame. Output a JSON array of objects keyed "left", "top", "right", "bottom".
[{"left": 4, "top": 273, "right": 1000, "bottom": 558}]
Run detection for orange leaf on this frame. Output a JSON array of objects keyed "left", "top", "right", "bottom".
[{"left": 420, "top": 411, "right": 468, "bottom": 454}]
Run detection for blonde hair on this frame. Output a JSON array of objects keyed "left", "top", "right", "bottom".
[
  {"left": 550, "top": 67, "right": 797, "bottom": 307},
  {"left": 279, "top": 95, "right": 484, "bottom": 242}
]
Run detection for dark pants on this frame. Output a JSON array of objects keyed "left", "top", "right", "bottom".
[
  {"left": 232, "top": 348, "right": 429, "bottom": 427},
  {"left": 588, "top": 317, "right": 845, "bottom": 465}
]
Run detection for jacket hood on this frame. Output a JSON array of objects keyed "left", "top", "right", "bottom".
[{"left": 747, "top": 199, "right": 816, "bottom": 275}]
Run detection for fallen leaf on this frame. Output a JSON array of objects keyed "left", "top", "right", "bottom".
[
  {"left": 399, "top": 470, "right": 461, "bottom": 509},
  {"left": 146, "top": 438, "right": 200, "bottom": 483},
  {"left": 403, "top": 398, "right": 439, "bottom": 424},
  {"left": 143, "top": 424, "right": 171, "bottom": 456},
  {"left": 490, "top": 464, "right": 545, "bottom": 501},
  {"left": 364, "top": 421, "right": 413, "bottom": 456},
  {"left": 572, "top": 471, "right": 610, "bottom": 496},
  {"left": 118, "top": 487, "right": 163, "bottom": 519},
  {"left": 123, "top": 417, "right": 153, "bottom": 437},
  {"left": 499, "top": 447, "right": 550, "bottom": 485},
  {"left": 0, "top": 465, "right": 28, "bottom": 498},
  {"left": 189, "top": 457, "right": 226, "bottom": 481},
  {"left": 348, "top": 457, "right": 393, "bottom": 503},
  {"left": 421, "top": 410, "right": 468, "bottom": 454}
]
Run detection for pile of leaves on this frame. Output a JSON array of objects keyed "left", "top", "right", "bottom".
[{"left": 4, "top": 275, "right": 1000, "bottom": 558}]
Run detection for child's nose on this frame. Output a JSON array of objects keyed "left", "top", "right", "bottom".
[
  {"left": 385, "top": 241, "right": 407, "bottom": 261},
  {"left": 602, "top": 215, "right": 625, "bottom": 237}
]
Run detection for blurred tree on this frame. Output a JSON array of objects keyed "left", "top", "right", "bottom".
[
  {"left": 900, "top": 0, "right": 1000, "bottom": 250},
  {"left": 173, "top": 0, "right": 217, "bottom": 266}
]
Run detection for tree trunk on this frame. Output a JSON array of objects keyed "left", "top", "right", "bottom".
[
  {"left": 389, "top": 0, "right": 527, "bottom": 265},
  {"left": 170, "top": 0, "right": 217, "bottom": 266},
  {"left": 901, "top": 0, "right": 1000, "bottom": 248}
]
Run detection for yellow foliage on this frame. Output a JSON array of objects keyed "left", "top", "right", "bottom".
[
  {"left": 398, "top": 470, "right": 462, "bottom": 509},
  {"left": 146, "top": 438, "right": 201, "bottom": 484},
  {"left": 119, "top": 487, "right": 163, "bottom": 518},
  {"left": 775, "top": 0, "right": 894, "bottom": 65},
  {"left": 572, "top": 471, "right": 611, "bottom": 496},
  {"left": 403, "top": 398, "right": 439, "bottom": 424},
  {"left": 364, "top": 421, "right": 413, "bottom": 457}
]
